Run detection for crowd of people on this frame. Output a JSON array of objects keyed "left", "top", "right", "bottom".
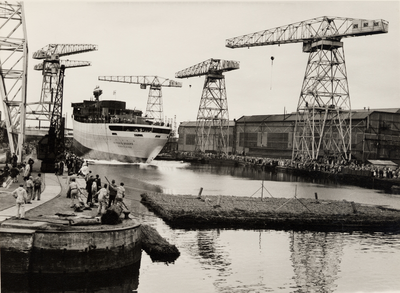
[
  {"left": 7, "top": 154, "right": 43, "bottom": 220},
  {"left": 176, "top": 151, "right": 400, "bottom": 179},
  {"left": 5, "top": 149, "right": 128, "bottom": 220},
  {"left": 66, "top": 160, "right": 127, "bottom": 216},
  {"left": 276, "top": 157, "right": 400, "bottom": 179}
]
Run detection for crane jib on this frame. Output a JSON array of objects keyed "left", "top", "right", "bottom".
[{"left": 225, "top": 17, "right": 388, "bottom": 49}]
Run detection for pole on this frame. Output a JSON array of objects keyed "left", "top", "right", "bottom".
[
  {"left": 197, "top": 187, "right": 203, "bottom": 199},
  {"left": 261, "top": 180, "right": 264, "bottom": 200}
]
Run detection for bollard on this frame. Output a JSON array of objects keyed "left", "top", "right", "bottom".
[{"left": 315, "top": 192, "right": 319, "bottom": 203}]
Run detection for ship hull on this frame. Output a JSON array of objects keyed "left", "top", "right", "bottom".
[{"left": 72, "top": 120, "right": 170, "bottom": 163}]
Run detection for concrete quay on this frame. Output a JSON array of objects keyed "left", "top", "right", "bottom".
[
  {"left": 0, "top": 172, "right": 62, "bottom": 223},
  {"left": 0, "top": 167, "right": 144, "bottom": 274}
]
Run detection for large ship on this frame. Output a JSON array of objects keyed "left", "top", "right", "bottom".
[{"left": 71, "top": 87, "right": 171, "bottom": 163}]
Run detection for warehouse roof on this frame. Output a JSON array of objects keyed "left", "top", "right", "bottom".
[{"left": 179, "top": 108, "right": 400, "bottom": 126}]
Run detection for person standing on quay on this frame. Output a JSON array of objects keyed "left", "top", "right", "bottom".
[
  {"left": 12, "top": 184, "right": 28, "bottom": 219},
  {"left": 86, "top": 175, "right": 95, "bottom": 205},
  {"left": 96, "top": 183, "right": 109, "bottom": 215},
  {"left": 33, "top": 173, "right": 42, "bottom": 201},
  {"left": 91, "top": 179, "right": 98, "bottom": 202},
  {"left": 95, "top": 174, "right": 101, "bottom": 190},
  {"left": 25, "top": 176, "right": 34, "bottom": 204},
  {"left": 11, "top": 153, "right": 18, "bottom": 168},
  {"left": 93, "top": 174, "right": 101, "bottom": 202},
  {"left": 68, "top": 178, "right": 79, "bottom": 207},
  {"left": 28, "top": 157, "right": 34, "bottom": 173},
  {"left": 23, "top": 162, "right": 30, "bottom": 181},
  {"left": 58, "top": 160, "right": 64, "bottom": 175},
  {"left": 108, "top": 179, "right": 118, "bottom": 208},
  {"left": 116, "top": 182, "right": 125, "bottom": 200}
]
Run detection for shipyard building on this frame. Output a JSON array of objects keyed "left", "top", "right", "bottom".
[{"left": 178, "top": 108, "right": 400, "bottom": 164}]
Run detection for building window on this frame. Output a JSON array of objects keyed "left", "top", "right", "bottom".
[
  {"left": 353, "top": 24, "right": 358, "bottom": 29},
  {"left": 363, "top": 22, "right": 369, "bottom": 27},
  {"left": 267, "top": 133, "right": 289, "bottom": 149},
  {"left": 239, "top": 132, "right": 258, "bottom": 147},
  {"left": 185, "top": 134, "right": 195, "bottom": 145}
]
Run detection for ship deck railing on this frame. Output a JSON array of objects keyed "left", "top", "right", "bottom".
[{"left": 74, "top": 116, "right": 170, "bottom": 128}]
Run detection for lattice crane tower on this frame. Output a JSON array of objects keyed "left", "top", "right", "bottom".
[
  {"left": 98, "top": 76, "right": 182, "bottom": 123},
  {"left": 0, "top": 2, "right": 28, "bottom": 162},
  {"left": 226, "top": 16, "right": 388, "bottom": 161},
  {"left": 175, "top": 58, "right": 239, "bottom": 154},
  {"left": 30, "top": 44, "right": 97, "bottom": 161},
  {"left": 28, "top": 44, "right": 98, "bottom": 127}
]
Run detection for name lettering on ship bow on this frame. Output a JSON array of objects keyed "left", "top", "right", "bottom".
[{"left": 114, "top": 142, "right": 134, "bottom": 148}]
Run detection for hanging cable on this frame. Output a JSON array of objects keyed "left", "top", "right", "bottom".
[{"left": 270, "top": 56, "right": 274, "bottom": 90}]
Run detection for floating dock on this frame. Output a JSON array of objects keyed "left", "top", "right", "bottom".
[{"left": 141, "top": 192, "right": 400, "bottom": 232}]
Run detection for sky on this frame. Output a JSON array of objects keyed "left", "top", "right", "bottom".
[{"left": 21, "top": 0, "right": 400, "bottom": 129}]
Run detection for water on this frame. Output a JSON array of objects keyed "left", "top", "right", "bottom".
[{"left": 3, "top": 160, "right": 400, "bottom": 292}]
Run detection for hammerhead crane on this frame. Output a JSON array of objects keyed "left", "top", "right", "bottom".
[
  {"left": 28, "top": 44, "right": 98, "bottom": 126},
  {"left": 98, "top": 76, "right": 182, "bottom": 123},
  {"left": 175, "top": 58, "right": 239, "bottom": 154},
  {"left": 226, "top": 16, "right": 389, "bottom": 161},
  {"left": 0, "top": 2, "right": 28, "bottom": 163},
  {"left": 30, "top": 44, "right": 97, "bottom": 171}
]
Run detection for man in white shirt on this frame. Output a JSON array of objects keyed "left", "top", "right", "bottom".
[{"left": 12, "top": 184, "right": 28, "bottom": 219}]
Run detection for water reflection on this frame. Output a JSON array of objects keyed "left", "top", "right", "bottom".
[
  {"left": 195, "top": 230, "right": 232, "bottom": 273},
  {"left": 1, "top": 261, "right": 140, "bottom": 293},
  {"left": 82, "top": 161, "right": 400, "bottom": 293},
  {"left": 289, "top": 232, "right": 343, "bottom": 292}
]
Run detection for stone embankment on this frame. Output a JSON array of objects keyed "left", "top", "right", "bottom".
[{"left": 141, "top": 192, "right": 400, "bottom": 232}]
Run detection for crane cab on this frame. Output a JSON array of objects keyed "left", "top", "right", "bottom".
[{"left": 351, "top": 19, "right": 389, "bottom": 36}]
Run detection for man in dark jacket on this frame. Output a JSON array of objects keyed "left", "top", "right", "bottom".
[
  {"left": 11, "top": 153, "right": 18, "bottom": 168},
  {"left": 86, "top": 175, "right": 95, "bottom": 205}
]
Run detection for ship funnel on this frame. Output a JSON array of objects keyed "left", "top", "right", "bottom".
[{"left": 93, "top": 86, "right": 103, "bottom": 100}]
